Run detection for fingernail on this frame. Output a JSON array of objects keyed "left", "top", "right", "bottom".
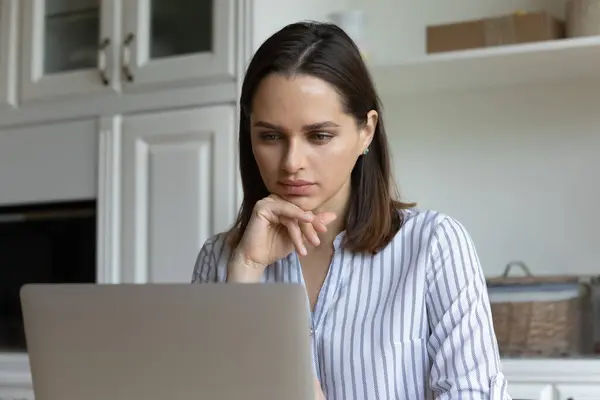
[
  {"left": 300, "top": 246, "right": 307, "bottom": 255},
  {"left": 304, "top": 213, "right": 313, "bottom": 220}
]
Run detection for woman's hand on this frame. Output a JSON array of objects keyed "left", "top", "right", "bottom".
[{"left": 227, "top": 194, "right": 337, "bottom": 282}]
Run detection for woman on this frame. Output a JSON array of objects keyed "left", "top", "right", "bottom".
[{"left": 192, "top": 21, "right": 511, "bottom": 400}]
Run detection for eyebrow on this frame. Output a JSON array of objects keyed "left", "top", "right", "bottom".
[{"left": 252, "top": 121, "right": 341, "bottom": 131}]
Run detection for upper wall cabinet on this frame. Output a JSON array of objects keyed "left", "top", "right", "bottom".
[
  {"left": 21, "top": 0, "right": 118, "bottom": 101},
  {"left": 0, "top": 0, "right": 18, "bottom": 109},
  {"left": 121, "top": 0, "right": 235, "bottom": 93},
  {"left": 20, "top": 0, "right": 235, "bottom": 103}
]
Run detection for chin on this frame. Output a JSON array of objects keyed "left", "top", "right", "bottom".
[{"left": 278, "top": 194, "right": 322, "bottom": 212}]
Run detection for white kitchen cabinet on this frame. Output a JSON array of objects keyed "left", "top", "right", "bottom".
[
  {"left": 0, "top": 353, "right": 33, "bottom": 400},
  {"left": 0, "top": 387, "right": 34, "bottom": 400},
  {"left": 8, "top": 0, "right": 354, "bottom": 114},
  {"left": 20, "top": 0, "right": 119, "bottom": 101},
  {"left": 502, "top": 359, "right": 600, "bottom": 400},
  {"left": 0, "top": 0, "right": 17, "bottom": 109},
  {"left": 504, "top": 382, "right": 600, "bottom": 400},
  {"left": 120, "top": 0, "right": 235, "bottom": 93},
  {"left": 100, "top": 105, "right": 237, "bottom": 284},
  {"left": 508, "top": 382, "right": 555, "bottom": 400},
  {"left": 0, "top": 118, "right": 98, "bottom": 206},
  {"left": 554, "top": 383, "right": 600, "bottom": 400},
  {"left": 20, "top": 0, "right": 235, "bottom": 103}
]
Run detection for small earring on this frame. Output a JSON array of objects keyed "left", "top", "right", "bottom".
[{"left": 362, "top": 147, "right": 370, "bottom": 155}]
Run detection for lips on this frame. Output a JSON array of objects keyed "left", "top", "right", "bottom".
[
  {"left": 280, "top": 179, "right": 313, "bottom": 186},
  {"left": 278, "top": 180, "right": 316, "bottom": 196}
]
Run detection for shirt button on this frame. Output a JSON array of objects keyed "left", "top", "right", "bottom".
[{"left": 310, "top": 328, "right": 314, "bottom": 336}]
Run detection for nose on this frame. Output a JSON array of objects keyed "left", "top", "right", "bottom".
[{"left": 281, "top": 139, "right": 305, "bottom": 174}]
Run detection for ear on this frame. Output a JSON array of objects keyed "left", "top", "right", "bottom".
[{"left": 359, "top": 110, "right": 378, "bottom": 154}]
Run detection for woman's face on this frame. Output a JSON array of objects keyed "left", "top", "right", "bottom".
[{"left": 250, "top": 73, "right": 377, "bottom": 213}]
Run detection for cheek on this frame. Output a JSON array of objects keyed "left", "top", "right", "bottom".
[
  {"left": 315, "top": 144, "right": 358, "bottom": 181},
  {"left": 326, "top": 136, "right": 359, "bottom": 162},
  {"left": 252, "top": 145, "right": 280, "bottom": 176}
]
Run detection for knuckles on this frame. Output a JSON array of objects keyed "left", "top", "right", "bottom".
[{"left": 254, "top": 196, "right": 274, "bottom": 211}]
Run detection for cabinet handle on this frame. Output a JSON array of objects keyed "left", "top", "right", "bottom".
[
  {"left": 98, "top": 37, "right": 111, "bottom": 86},
  {"left": 122, "top": 33, "right": 135, "bottom": 82}
]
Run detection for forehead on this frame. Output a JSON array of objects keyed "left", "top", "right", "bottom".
[{"left": 250, "top": 73, "right": 346, "bottom": 126}]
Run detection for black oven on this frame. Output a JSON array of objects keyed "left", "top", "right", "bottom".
[{"left": 0, "top": 199, "right": 96, "bottom": 352}]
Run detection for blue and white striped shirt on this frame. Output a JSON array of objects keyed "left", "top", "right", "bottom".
[{"left": 192, "top": 208, "right": 512, "bottom": 400}]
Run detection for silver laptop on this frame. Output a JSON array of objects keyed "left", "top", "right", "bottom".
[{"left": 20, "top": 283, "right": 314, "bottom": 400}]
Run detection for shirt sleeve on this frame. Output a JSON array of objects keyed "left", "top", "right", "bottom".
[
  {"left": 191, "top": 235, "right": 222, "bottom": 283},
  {"left": 425, "top": 216, "right": 512, "bottom": 400}
]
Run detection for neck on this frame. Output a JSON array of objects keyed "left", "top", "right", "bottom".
[{"left": 313, "top": 179, "right": 351, "bottom": 248}]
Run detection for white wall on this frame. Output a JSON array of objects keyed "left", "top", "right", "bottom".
[
  {"left": 382, "top": 80, "right": 600, "bottom": 277},
  {"left": 251, "top": 0, "right": 349, "bottom": 53}
]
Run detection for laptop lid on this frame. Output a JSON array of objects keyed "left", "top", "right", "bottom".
[{"left": 20, "top": 283, "right": 314, "bottom": 400}]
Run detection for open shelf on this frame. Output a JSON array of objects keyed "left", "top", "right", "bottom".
[{"left": 370, "top": 36, "right": 600, "bottom": 99}]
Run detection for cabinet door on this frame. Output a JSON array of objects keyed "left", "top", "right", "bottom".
[
  {"left": 118, "top": 106, "right": 236, "bottom": 283},
  {"left": 0, "top": 118, "right": 98, "bottom": 206},
  {"left": 121, "top": 0, "right": 234, "bottom": 92},
  {"left": 0, "top": 387, "right": 34, "bottom": 400},
  {"left": 20, "top": 0, "right": 118, "bottom": 102},
  {"left": 555, "top": 383, "right": 600, "bottom": 400},
  {"left": 0, "top": 0, "right": 17, "bottom": 109},
  {"left": 508, "top": 383, "right": 556, "bottom": 400}
]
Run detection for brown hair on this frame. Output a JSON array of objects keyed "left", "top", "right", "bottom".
[{"left": 228, "top": 21, "right": 415, "bottom": 253}]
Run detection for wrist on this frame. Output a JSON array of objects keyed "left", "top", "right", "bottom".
[{"left": 226, "top": 249, "right": 266, "bottom": 283}]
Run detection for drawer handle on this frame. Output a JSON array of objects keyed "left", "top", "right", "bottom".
[
  {"left": 98, "top": 37, "right": 111, "bottom": 86},
  {"left": 122, "top": 33, "right": 135, "bottom": 82}
]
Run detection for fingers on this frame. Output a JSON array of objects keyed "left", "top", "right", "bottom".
[
  {"left": 300, "top": 220, "right": 320, "bottom": 246},
  {"left": 256, "top": 194, "right": 339, "bottom": 256},
  {"left": 307, "top": 212, "right": 337, "bottom": 236},
  {"left": 281, "top": 217, "right": 308, "bottom": 256},
  {"left": 292, "top": 211, "right": 338, "bottom": 255},
  {"left": 256, "top": 195, "right": 314, "bottom": 224},
  {"left": 258, "top": 196, "right": 337, "bottom": 231},
  {"left": 282, "top": 217, "right": 327, "bottom": 256}
]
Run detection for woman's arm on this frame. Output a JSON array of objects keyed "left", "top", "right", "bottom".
[
  {"left": 425, "top": 216, "right": 512, "bottom": 400},
  {"left": 191, "top": 233, "right": 266, "bottom": 283},
  {"left": 191, "top": 234, "right": 227, "bottom": 283}
]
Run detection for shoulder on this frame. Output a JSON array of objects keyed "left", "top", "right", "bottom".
[
  {"left": 395, "top": 207, "right": 470, "bottom": 243},
  {"left": 391, "top": 207, "right": 478, "bottom": 263},
  {"left": 198, "top": 231, "right": 231, "bottom": 254},
  {"left": 399, "top": 208, "right": 483, "bottom": 283},
  {"left": 191, "top": 231, "right": 233, "bottom": 283}
]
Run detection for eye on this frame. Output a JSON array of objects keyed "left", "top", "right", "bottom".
[
  {"left": 310, "top": 132, "right": 333, "bottom": 142},
  {"left": 258, "top": 132, "right": 280, "bottom": 141}
]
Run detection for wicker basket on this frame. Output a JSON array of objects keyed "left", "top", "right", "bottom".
[{"left": 487, "top": 261, "right": 593, "bottom": 357}]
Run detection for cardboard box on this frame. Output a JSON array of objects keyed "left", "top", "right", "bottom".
[
  {"left": 566, "top": 0, "right": 600, "bottom": 37},
  {"left": 426, "top": 12, "right": 565, "bottom": 54}
]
